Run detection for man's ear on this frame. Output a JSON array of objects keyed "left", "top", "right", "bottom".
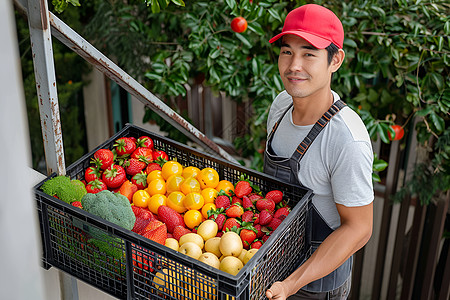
[{"left": 330, "top": 49, "right": 345, "bottom": 73}]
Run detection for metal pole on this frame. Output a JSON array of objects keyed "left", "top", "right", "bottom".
[{"left": 26, "top": 0, "right": 78, "bottom": 299}]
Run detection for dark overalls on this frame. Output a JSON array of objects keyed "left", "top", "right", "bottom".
[{"left": 263, "top": 100, "right": 352, "bottom": 295}]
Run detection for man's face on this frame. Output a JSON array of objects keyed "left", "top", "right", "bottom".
[{"left": 278, "top": 35, "right": 335, "bottom": 100}]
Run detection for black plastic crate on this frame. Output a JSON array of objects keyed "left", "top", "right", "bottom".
[{"left": 34, "top": 124, "right": 313, "bottom": 300}]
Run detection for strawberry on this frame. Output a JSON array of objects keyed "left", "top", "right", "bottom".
[
  {"left": 265, "top": 190, "right": 283, "bottom": 204},
  {"left": 222, "top": 218, "right": 241, "bottom": 232},
  {"left": 256, "top": 198, "right": 276, "bottom": 213},
  {"left": 131, "top": 147, "right": 153, "bottom": 161},
  {"left": 145, "top": 162, "right": 162, "bottom": 174},
  {"left": 234, "top": 180, "right": 252, "bottom": 198},
  {"left": 102, "top": 164, "right": 127, "bottom": 189},
  {"left": 125, "top": 158, "right": 147, "bottom": 176},
  {"left": 242, "top": 196, "right": 254, "bottom": 210},
  {"left": 253, "top": 213, "right": 260, "bottom": 225},
  {"left": 248, "top": 193, "right": 263, "bottom": 203},
  {"left": 157, "top": 205, "right": 185, "bottom": 233},
  {"left": 259, "top": 210, "right": 273, "bottom": 226},
  {"left": 92, "top": 149, "right": 114, "bottom": 170},
  {"left": 208, "top": 212, "right": 226, "bottom": 231},
  {"left": 254, "top": 224, "right": 264, "bottom": 238},
  {"left": 274, "top": 207, "right": 291, "bottom": 221},
  {"left": 131, "top": 172, "right": 148, "bottom": 190},
  {"left": 215, "top": 195, "right": 231, "bottom": 209},
  {"left": 241, "top": 210, "right": 254, "bottom": 223},
  {"left": 231, "top": 196, "right": 243, "bottom": 205},
  {"left": 131, "top": 205, "right": 143, "bottom": 217},
  {"left": 262, "top": 234, "right": 270, "bottom": 243},
  {"left": 240, "top": 227, "right": 257, "bottom": 249},
  {"left": 114, "top": 137, "right": 136, "bottom": 156},
  {"left": 143, "top": 223, "right": 167, "bottom": 245},
  {"left": 267, "top": 218, "right": 283, "bottom": 231},
  {"left": 173, "top": 225, "right": 191, "bottom": 241},
  {"left": 71, "top": 201, "right": 83, "bottom": 209},
  {"left": 86, "top": 179, "right": 107, "bottom": 193},
  {"left": 139, "top": 208, "right": 156, "bottom": 221},
  {"left": 132, "top": 217, "right": 150, "bottom": 234},
  {"left": 84, "top": 166, "right": 101, "bottom": 182},
  {"left": 251, "top": 240, "right": 263, "bottom": 249},
  {"left": 153, "top": 150, "right": 169, "bottom": 161},
  {"left": 142, "top": 220, "right": 165, "bottom": 234},
  {"left": 226, "top": 203, "right": 244, "bottom": 218},
  {"left": 136, "top": 136, "right": 154, "bottom": 149}
]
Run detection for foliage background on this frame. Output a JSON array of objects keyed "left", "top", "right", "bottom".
[{"left": 25, "top": 0, "right": 449, "bottom": 204}]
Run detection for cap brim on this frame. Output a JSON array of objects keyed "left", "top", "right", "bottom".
[{"left": 269, "top": 31, "right": 332, "bottom": 49}]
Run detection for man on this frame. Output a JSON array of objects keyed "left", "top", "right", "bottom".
[{"left": 264, "top": 4, "right": 374, "bottom": 300}]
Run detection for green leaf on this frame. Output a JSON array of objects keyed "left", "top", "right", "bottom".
[
  {"left": 247, "top": 22, "right": 265, "bottom": 35},
  {"left": 429, "top": 111, "right": 445, "bottom": 133},
  {"left": 209, "top": 48, "right": 221, "bottom": 59},
  {"left": 151, "top": 0, "right": 160, "bottom": 13},
  {"left": 171, "top": 0, "right": 185, "bottom": 6},
  {"left": 273, "top": 74, "right": 283, "bottom": 91},
  {"left": 378, "top": 123, "right": 390, "bottom": 143},
  {"left": 151, "top": 62, "right": 166, "bottom": 74},
  {"left": 268, "top": 8, "right": 282, "bottom": 22},
  {"left": 144, "top": 72, "right": 163, "bottom": 80},
  {"left": 373, "top": 158, "right": 388, "bottom": 172},
  {"left": 225, "top": 0, "right": 236, "bottom": 10},
  {"left": 372, "top": 173, "right": 381, "bottom": 183},
  {"left": 235, "top": 33, "right": 252, "bottom": 48}
]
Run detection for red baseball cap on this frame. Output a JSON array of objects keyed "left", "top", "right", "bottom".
[{"left": 269, "top": 4, "right": 344, "bottom": 49}]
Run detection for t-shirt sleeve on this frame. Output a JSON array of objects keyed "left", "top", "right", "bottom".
[{"left": 331, "top": 140, "right": 374, "bottom": 207}]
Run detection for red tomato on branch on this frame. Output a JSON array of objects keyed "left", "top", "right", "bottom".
[
  {"left": 231, "top": 17, "right": 248, "bottom": 33},
  {"left": 388, "top": 124, "right": 405, "bottom": 141}
]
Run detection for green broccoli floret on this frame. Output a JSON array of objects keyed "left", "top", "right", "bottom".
[
  {"left": 41, "top": 175, "right": 87, "bottom": 204},
  {"left": 81, "top": 190, "right": 136, "bottom": 231}
]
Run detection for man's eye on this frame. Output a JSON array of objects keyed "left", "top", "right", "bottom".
[
  {"left": 282, "top": 50, "right": 292, "bottom": 55},
  {"left": 305, "top": 53, "right": 315, "bottom": 57}
]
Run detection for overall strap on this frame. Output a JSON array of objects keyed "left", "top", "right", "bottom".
[{"left": 289, "top": 100, "right": 347, "bottom": 173}]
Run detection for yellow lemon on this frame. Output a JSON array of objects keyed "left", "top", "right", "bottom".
[
  {"left": 146, "top": 178, "right": 166, "bottom": 196},
  {"left": 148, "top": 194, "right": 167, "bottom": 214},
  {"left": 161, "top": 161, "right": 183, "bottom": 180},
  {"left": 201, "top": 188, "right": 219, "bottom": 204},
  {"left": 197, "top": 168, "right": 219, "bottom": 189},
  {"left": 166, "top": 175, "right": 184, "bottom": 194},
  {"left": 180, "top": 177, "right": 201, "bottom": 195},
  {"left": 184, "top": 192, "right": 205, "bottom": 210},
  {"left": 184, "top": 210, "right": 203, "bottom": 229},
  {"left": 201, "top": 203, "right": 216, "bottom": 219},
  {"left": 146, "top": 170, "right": 163, "bottom": 184},
  {"left": 182, "top": 166, "right": 201, "bottom": 179},
  {"left": 167, "top": 191, "right": 187, "bottom": 214}
]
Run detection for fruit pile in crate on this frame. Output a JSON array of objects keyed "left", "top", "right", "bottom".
[{"left": 41, "top": 133, "right": 292, "bottom": 276}]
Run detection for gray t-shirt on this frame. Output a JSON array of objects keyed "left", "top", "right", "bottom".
[{"left": 267, "top": 90, "right": 374, "bottom": 230}]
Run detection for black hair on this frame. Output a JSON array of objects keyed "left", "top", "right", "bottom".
[{"left": 325, "top": 43, "right": 339, "bottom": 65}]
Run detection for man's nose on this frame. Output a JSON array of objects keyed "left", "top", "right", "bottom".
[{"left": 288, "top": 56, "right": 303, "bottom": 72}]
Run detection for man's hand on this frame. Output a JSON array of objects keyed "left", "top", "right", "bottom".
[{"left": 266, "top": 281, "right": 288, "bottom": 299}]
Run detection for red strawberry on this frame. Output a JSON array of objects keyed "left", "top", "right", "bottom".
[
  {"left": 240, "top": 227, "right": 257, "bottom": 249},
  {"left": 234, "top": 180, "right": 252, "bottom": 198},
  {"left": 208, "top": 212, "right": 227, "bottom": 231},
  {"left": 241, "top": 210, "right": 254, "bottom": 223},
  {"left": 262, "top": 234, "right": 270, "bottom": 243},
  {"left": 71, "top": 201, "right": 83, "bottom": 209},
  {"left": 84, "top": 166, "right": 101, "bottom": 182},
  {"left": 125, "top": 158, "right": 147, "bottom": 176},
  {"left": 136, "top": 136, "right": 154, "bottom": 148},
  {"left": 132, "top": 217, "right": 150, "bottom": 234},
  {"left": 267, "top": 218, "right": 283, "bottom": 231},
  {"left": 143, "top": 223, "right": 167, "bottom": 245},
  {"left": 248, "top": 193, "right": 263, "bottom": 203},
  {"left": 231, "top": 196, "right": 242, "bottom": 205},
  {"left": 222, "top": 218, "right": 241, "bottom": 232},
  {"left": 142, "top": 220, "right": 165, "bottom": 234},
  {"left": 265, "top": 190, "right": 283, "bottom": 204},
  {"left": 145, "top": 162, "right": 162, "bottom": 174},
  {"left": 92, "top": 149, "right": 114, "bottom": 170},
  {"left": 86, "top": 179, "right": 107, "bottom": 193},
  {"left": 216, "top": 231, "right": 224, "bottom": 237},
  {"left": 114, "top": 137, "right": 136, "bottom": 156},
  {"left": 102, "top": 164, "right": 127, "bottom": 189},
  {"left": 242, "top": 196, "right": 254, "bottom": 210},
  {"left": 131, "top": 147, "right": 153, "bottom": 161},
  {"left": 173, "top": 225, "right": 191, "bottom": 241},
  {"left": 256, "top": 198, "right": 275, "bottom": 213},
  {"left": 226, "top": 204, "right": 244, "bottom": 218},
  {"left": 259, "top": 210, "right": 273, "bottom": 226},
  {"left": 254, "top": 224, "right": 264, "bottom": 239},
  {"left": 251, "top": 241, "right": 263, "bottom": 249},
  {"left": 253, "top": 213, "right": 260, "bottom": 225},
  {"left": 153, "top": 150, "right": 169, "bottom": 161},
  {"left": 274, "top": 207, "right": 291, "bottom": 221},
  {"left": 215, "top": 195, "right": 231, "bottom": 209},
  {"left": 140, "top": 208, "right": 156, "bottom": 221},
  {"left": 157, "top": 206, "right": 185, "bottom": 233},
  {"left": 131, "top": 172, "right": 148, "bottom": 190},
  {"left": 132, "top": 205, "right": 142, "bottom": 217}
]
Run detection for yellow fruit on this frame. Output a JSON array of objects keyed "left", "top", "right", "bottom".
[
  {"left": 215, "top": 180, "right": 234, "bottom": 195},
  {"left": 197, "top": 168, "right": 219, "bottom": 189},
  {"left": 201, "top": 188, "right": 219, "bottom": 204},
  {"left": 132, "top": 190, "right": 151, "bottom": 208},
  {"left": 179, "top": 242, "right": 202, "bottom": 259},
  {"left": 243, "top": 248, "right": 258, "bottom": 265},
  {"left": 146, "top": 178, "right": 166, "bottom": 196},
  {"left": 219, "top": 256, "right": 243, "bottom": 276},
  {"left": 197, "top": 219, "right": 218, "bottom": 241},
  {"left": 184, "top": 210, "right": 203, "bottom": 229},
  {"left": 165, "top": 238, "right": 179, "bottom": 251},
  {"left": 184, "top": 192, "right": 205, "bottom": 210},
  {"left": 179, "top": 232, "right": 205, "bottom": 249},
  {"left": 219, "top": 232, "right": 243, "bottom": 257},
  {"left": 182, "top": 166, "right": 201, "bottom": 179},
  {"left": 238, "top": 249, "right": 248, "bottom": 263},
  {"left": 146, "top": 170, "right": 163, "bottom": 184},
  {"left": 180, "top": 177, "right": 201, "bottom": 195},
  {"left": 148, "top": 194, "right": 167, "bottom": 214},
  {"left": 198, "top": 252, "right": 220, "bottom": 269},
  {"left": 201, "top": 203, "right": 216, "bottom": 219},
  {"left": 205, "top": 237, "right": 222, "bottom": 258},
  {"left": 166, "top": 175, "right": 184, "bottom": 194},
  {"left": 161, "top": 161, "right": 183, "bottom": 180},
  {"left": 167, "top": 191, "right": 187, "bottom": 213}
]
